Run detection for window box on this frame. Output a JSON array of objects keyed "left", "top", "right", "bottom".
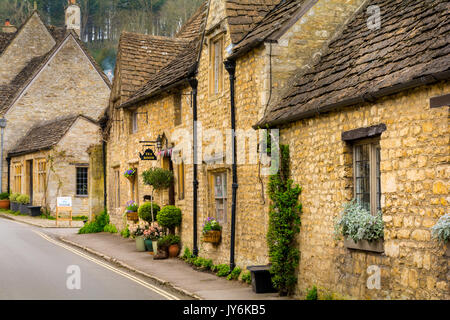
[
  {"left": 202, "top": 230, "right": 221, "bottom": 244},
  {"left": 344, "top": 237, "right": 384, "bottom": 253}
]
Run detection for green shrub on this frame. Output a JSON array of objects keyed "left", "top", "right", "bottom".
[
  {"left": 334, "top": 199, "right": 384, "bottom": 242},
  {"left": 431, "top": 213, "right": 450, "bottom": 243},
  {"left": 214, "top": 264, "right": 230, "bottom": 277},
  {"left": 103, "top": 223, "right": 118, "bottom": 233},
  {"left": 121, "top": 225, "right": 130, "bottom": 238},
  {"left": 202, "top": 258, "right": 213, "bottom": 270},
  {"left": 16, "top": 194, "right": 30, "bottom": 204},
  {"left": 9, "top": 193, "right": 20, "bottom": 202},
  {"left": 78, "top": 210, "right": 109, "bottom": 234},
  {"left": 241, "top": 271, "right": 252, "bottom": 285},
  {"left": 0, "top": 192, "right": 9, "bottom": 200},
  {"left": 138, "top": 202, "right": 160, "bottom": 223},
  {"left": 157, "top": 205, "right": 182, "bottom": 232},
  {"left": 226, "top": 266, "right": 241, "bottom": 280},
  {"left": 306, "top": 286, "right": 318, "bottom": 300},
  {"left": 142, "top": 167, "right": 174, "bottom": 190},
  {"left": 182, "top": 247, "right": 193, "bottom": 261},
  {"left": 72, "top": 215, "right": 88, "bottom": 221},
  {"left": 158, "top": 234, "right": 180, "bottom": 247}
]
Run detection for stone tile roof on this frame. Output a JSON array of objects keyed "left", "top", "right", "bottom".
[
  {"left": 118, "top": 1, "right": 208, "bottom": 108},
  {"left": 0, "top": 32, "right": 15, "bottom": 54},
  {"left": 258, "top": 0, "right": 450, "bottom": 127},
  {"left": 8, "top": 115, "right": 97, "bottom": 156},
  {"left": 230, "top": 0, "right": 311, "bottom": 58},
  {"left": 225, "top": 0, "right": 282, "bottom": 44},
  {"left": 117, "top": 32, "right": 189, "bottom": 100}
]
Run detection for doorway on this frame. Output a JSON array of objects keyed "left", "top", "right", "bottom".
[
  {"left": 26, "top": 160, "right": 33, "bottom": 204},
  {"left": 163, "top": 156, "right": 175, "bottom": 205}
]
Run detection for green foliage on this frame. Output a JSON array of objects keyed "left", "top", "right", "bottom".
[
  {"left": 9, "top": 193, "right": 20, "bottom": 202},
  {"left": 121, "top": 225, "right": 130, "bottom": 238},
  {"left": 306, "top": 286, "right": 318, "bottom": 300},
  {"left": 142, "top": 167, "right": 174, "bottom": 191},
  {"left": 226, "top": 266, "right": 241, "bottom": 280},
  {"left": 214, "top": 264, "right": 230, "bottom": 277},
  {"left": 103, "top": 223, "right": 118, "bottom": 233},
  {"left": 202, "top": 217, "right": 222, "bottom": 233},
  {"left": 181, "top": 247, "right": 193, "bottom": 260},
  {"left": 72, "top": 215, "right": 88, "bottom": 221},
  {"left": 0, "top": 192, "right": 10, "bottom": 200},
  {"left": 431, "top": 213, "right": 450, "bottom": 243},
  {"left": 267, "top": 144, "right": 302, "bottom": 296},
  {"left": 78, "top": 210, "right": 110, "bottom": 234},
  {"left": 334, "top": 199, "right": 384, "bottom": 242},
  {"left": 158, "top": 234, "right": 180, "bottom": 247},
  {"left": 138, "top": 202, "right": 160, "bottom": 223},
  {"left": 241, "top": 271, "right": 252, "bottom": 285},
  {"left": 16, "top": 194, "right": 30, "bottom": 204},
  {"left": 157, "top": 205, "right": 182, "bottom": 231}
]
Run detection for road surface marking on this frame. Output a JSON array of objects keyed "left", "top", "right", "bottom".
[{"left": 33, "top": 230, "right": 180, "bottom": 300}]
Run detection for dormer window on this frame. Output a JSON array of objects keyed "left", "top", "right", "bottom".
[{"left": 209, "top": 35, "right": 223, "bottom": 96}]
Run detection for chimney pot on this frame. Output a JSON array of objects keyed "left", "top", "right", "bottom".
[{"left": 5, "top": 19, "right": 10, "bottom": 26}]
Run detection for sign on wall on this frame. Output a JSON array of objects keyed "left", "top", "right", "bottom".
[{"left": 139, "top": 148, "right": 157, "bottom": 161}]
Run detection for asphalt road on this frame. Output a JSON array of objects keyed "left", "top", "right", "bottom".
[{"left": 0, "top": 217, "right": 184, "bottom": 300}]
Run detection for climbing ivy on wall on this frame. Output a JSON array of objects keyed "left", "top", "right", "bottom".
[{"left": 267, "top": 144, "right": 302, "bottom": 296}]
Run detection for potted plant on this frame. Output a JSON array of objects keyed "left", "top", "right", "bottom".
[
  {"left": 124, "top": 200, "right": 139, "bottom": 222},
  {"left": 143, "top": 222, "right": 163, "bottom": 253},
  {"left": 0, "top": 192, "right": 10, "bottom": 209},
  {"left": 123, "top": 168, "right": 136, "bottom": 182},
  {"left": 334, "top": 199, "right": 384, "bottom": 253},
  {"left": 142, "top": 167, "right": 174, "bottom": 221},
  {"left": 9, "top": 193, "right": 20, "bottom": 212},
  {"left": 17, "top": 194, "right": 31, "bottom": 215},
  {"left": 160, "top": 234, "right": 181, "bottom": 258},
  {"left": 431, "top": 213, "right": 450, "bottom": 257},
  {"left": 157, "top": 205, "right": 182, "bottom": 234},
  {"left": 129, "top": 224, "right": 146, "bottom": 252},
  {"left": 138, "top": 202, "right": 161, "bottom": 224},
  {"left": 202, "top": 217, "right": 222, "bottom": 244}
]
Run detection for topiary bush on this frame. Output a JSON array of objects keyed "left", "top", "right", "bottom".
[
  {"left": 16, "top": 194, "right": 30, "bottom": 204},
  {"left": 138, "top": 202, "right": 160, "bottom": 223},
  {"left": 9, "top": 193, "right": 20, "bottom": 202},
  {"left": 157, "top": 205, "right": 182, "bottom": 234}
]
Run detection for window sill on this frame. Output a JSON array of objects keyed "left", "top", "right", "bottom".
[
  {"left": 344, "top": 238, "right": 384, "bottom": 253},
  {"left": 75, "top": 195, "right": 88, "bottom": 198}
]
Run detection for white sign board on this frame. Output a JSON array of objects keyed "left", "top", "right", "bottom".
[{"left": 57, "top": 197, "right": 72, "bottom": 207}]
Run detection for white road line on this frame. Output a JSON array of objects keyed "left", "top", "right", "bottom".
[{"left": 33, "top": 230, "right": 180, "bottom": 300}]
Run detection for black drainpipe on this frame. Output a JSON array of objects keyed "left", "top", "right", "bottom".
[
  {"left": 6, "top": 156, "right": 10, "bottom": 193},
  {"left": 224, "top": 59, "right": 237, "bottom": 271},
  {"left": 188, "top": 77, "right": 199, "bottom": 256}
]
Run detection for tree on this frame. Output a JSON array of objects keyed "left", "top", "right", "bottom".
[{"left": 142, "top": 167, "right": 174, "bottom": 221}]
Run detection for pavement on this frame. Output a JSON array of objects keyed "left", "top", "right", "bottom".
[
  {"left": 0, "top": 218, "right": 186, "bottom": 300},
  {"left": 0, "top": 211, "right": 84, "bottom": 228},
  {"left": 1, "top": 211, "right": 288, "bottom": 300},
  {"left": 59, "top": 232, "right": 288, "bottom": 300}
]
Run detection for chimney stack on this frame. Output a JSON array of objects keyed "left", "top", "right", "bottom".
[
  {"left": 2, "top": 19, "right": 17, "bottom": 33},
  {"left": 65, "top": 0, "right": 81, "bottom": 37}
]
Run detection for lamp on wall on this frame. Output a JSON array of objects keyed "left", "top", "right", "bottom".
[{"left": 156, "top": 134, "right": 162, "bottom": 150}]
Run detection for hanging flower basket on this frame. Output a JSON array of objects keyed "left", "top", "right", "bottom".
[
  {"left": 124, "top": 201, "right": 139, "bottom": 222},
  {"left": 202, "top": 230, "right": 221, "bottom": 244},
  {"left": 126, "top": 211, "right": 139, "bottom": 222},
  {"left": 124, "top": 168, "right": 136, "bottom": 182}
]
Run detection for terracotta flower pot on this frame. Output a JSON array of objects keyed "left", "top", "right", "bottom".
[
  {"left": 168, "top": 244, "right": 180, "bottom": 257},
  {"left": 0, "top": 199, "right": 10, "bottom": 210}
]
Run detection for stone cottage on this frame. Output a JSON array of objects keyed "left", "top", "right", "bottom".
[
  {"left": 104, "top": 0, "right": 449, "bottom": 299},
  {"left": 0, "top": 2, "right": 110, "bottom": 216}
]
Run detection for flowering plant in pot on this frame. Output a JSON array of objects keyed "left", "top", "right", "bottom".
[
  {"left": 124, "top": 200, "right": 139, "bottom": 222},
  {"left": 129, "top": 223, "right": 146, "bottom": 252},
  {"left": 143, "top": 223, "right": 163, "bottom": 253},
  {"left": 158, "top": 234, "right": 181, "bottom": 258},
  {"left": 431, "top": 213, "right": 450, "bottom": 257},
  {"left": 17, "top": 194, "right": 31, "bottom": 215},
  {"left": 202, "top": 217, "right": 222, "bottom": 244},
  {"left": 123, "top": 168, "right": 136, "bottom": 181}
]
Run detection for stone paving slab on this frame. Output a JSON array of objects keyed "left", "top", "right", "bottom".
[
  {"left": 60, "top": 232, "right": 290, "bottom": 300},
  {"left": 0, "top": 212, "right": 83, "bottom": 228}
]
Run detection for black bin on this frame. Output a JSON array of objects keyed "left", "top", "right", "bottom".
[
  {"left": 247, "top": 265, "right": 277, "bottom": 294},
  {"left": 28, "top": 206, "right": 41, "bottom": 217}
]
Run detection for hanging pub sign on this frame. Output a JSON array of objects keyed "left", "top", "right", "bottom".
[{"left": 139, "top": 148, "right": 157, "bottom": 161}]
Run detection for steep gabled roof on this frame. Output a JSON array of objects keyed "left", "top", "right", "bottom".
[
  {"left": 0, "top": 31, "right": 110, "bottom": 115},
  {"left": 8, "top": 115, "right": 98, "bottom": 157},
  {"left": 258, "top": 0, "right": 450, "bottom": 127},
  {"left": 229, "top": 0, "right": 314, "bottom": 59},
  {"left": 117, "top": 32, "right": 189, "bottom": 100},
  {"left": 225, "top": 0, "right": 282, "bottom": 44},
  {"left": 0, "top": 32, "right": 15, "bottom": 54},
  {"left": 118, "top": 1, "right": 209, "bottom": 108}
]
